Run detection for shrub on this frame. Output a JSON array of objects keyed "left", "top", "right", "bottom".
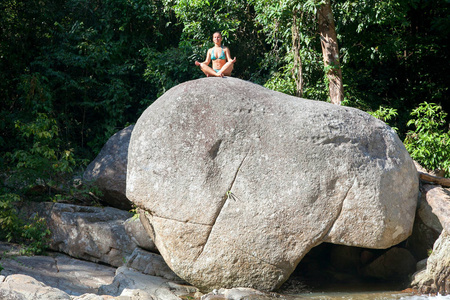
[
  {"left": 404, "top": 102, "right": 450, "bottom": 176},
  {"left": 0, "top": 191, "right": 23, "bottom": 242},
  {"left": 0, "top": 190, "right": 51, "bottom": 255},
  {"left": 368, "top": 105, "right": 399, "bottom": 132}
]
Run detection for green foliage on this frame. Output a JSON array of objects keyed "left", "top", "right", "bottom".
[
  {"left": 251, "top": 0, "right": 326, "bottom": 99},
  {"left": 20, "top": 214, "right": 51, "bottom": 255},
  {"left": 7, "top": 111, "right": 76, "bottom": 200},
  {"left": 0, "top": 192, "right": 23, "bottom": 242},
  {"left": 404, "top": 102, "right": 450, "bottom": 176},
  {"left": 264, "top": 72, "right": 296, "bottom": 96},
  {"left": 165, "top": 0, "right": 267, "bottom": 80},
  {"left": 0, "top": 191, "right": 50, "bottom": 255},
  {"left": 368, "top": 106, "right": 399, "bottom": 132},
  {"left": 334, "top": 0, "right": 450, "bottom": 120},
  {"left": 167, "top": 0, "right": 245, "bottom": 44},
  {"left": 142, "top": 45, "right": 202, "bottom": 98}
]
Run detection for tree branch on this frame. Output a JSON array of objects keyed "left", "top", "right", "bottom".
[{"left": 419, "top": 172, "right": 450, "bottom": 188}]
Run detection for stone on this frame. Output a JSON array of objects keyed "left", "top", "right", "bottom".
[
  {"left": 406, "top": 187, "right": 441, "bottom": 260},
  {"left": 84, "top": 125, "right": 134, "bottom": 210},
  {"left": 0, "top": 245, "right": 116, "bottom": 296},
  {"left": 127, "top": 77, "right": 419, "bottom": 291},
  {"left": 201, "top": 287, "right": 283, "bottom": 300},
  {"left": 409, "top": 183, "right": 450, "bottom": 295},
  {"left": 413, "top": 230, "right": 450, "bottom": 295},
  {"left": 0, "top": 242, "right": 197, "bottom": 300},
  {"left": 0, "top": 274, "right": 72, "bottom": 300},
  {"left": 361, "top": 247, "right": 416, "bottom": 280},
  {"left": 124, "top": 216, "right": 158, "bottom": 252},
  {"left": 416, "top": 258, "right": 428, "bottom": 272},
  {"left": 417, "top": 186, "right": 444, "bottom": 233},
  {"left": 17, "top": 202, "right": 147, "bottom": 267},
  {"left": 47, "top": 203, "right": 135, "bottom": 267},
  {"left": 98, "top": 266, "right": 196, "bottom": 299},
  {"left": 421, "top": 184, "right": 450, "bottom": 233},
  {"left": 126, "top": 247, "right": 182, "bottom": 281}
]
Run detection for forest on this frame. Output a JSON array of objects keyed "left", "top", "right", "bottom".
[{"left": 0, "top": 0, "right": 449, "bottom": 229}]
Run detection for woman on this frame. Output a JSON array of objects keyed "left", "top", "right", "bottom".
[{"left": 195, "top": 32, "right": 236, "bottom": 77}]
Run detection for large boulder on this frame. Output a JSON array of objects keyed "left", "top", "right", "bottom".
[
  {"left": 83, "top": 125, "right": 134, "bottom": 210},
  {"left": 127, "top": 77, "right": 419, "bottom": 291}
]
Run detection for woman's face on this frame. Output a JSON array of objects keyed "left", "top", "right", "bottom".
[{"left": 212, "top": 33, "right": 222, "bottom": 45}]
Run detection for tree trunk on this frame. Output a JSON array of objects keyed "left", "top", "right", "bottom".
[
  {"left": 292, "top": 10, "right": 303, "bottom": 97},
  {"left": 318, "top": 0, "right": 343, "bottom": 105}
]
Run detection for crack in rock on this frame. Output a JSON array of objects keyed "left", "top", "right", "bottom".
[
  {"left": 323, "top": 179, "right": 355, "bottom": 239},
  {"left": 143, "top": 212, "right": 211, "bottom": 226},
  {"left": 194, "top": 149, "right": 252, "bottom": 261}
]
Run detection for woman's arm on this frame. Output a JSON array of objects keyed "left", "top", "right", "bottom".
[
  {"left": 195, "top": 49, "right": 212, "bottom": 66},
  {"left": 224, "top": 47, "right": 236, "bottom": 64}
]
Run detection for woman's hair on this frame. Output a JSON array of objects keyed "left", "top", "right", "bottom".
[{"left": 213, "top": 31, "right": 222, "bottom": 37}]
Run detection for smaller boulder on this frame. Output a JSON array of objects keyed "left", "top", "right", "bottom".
[
  {"left": 98, "top": 267, "right": 197, "bottom": 299},
  {"left": 406, "top": 188, "right": 441, "bottom": 260},
  {"left": 413, "top": 230, "right": 450, "bottom": 295},
  {"left": 421, "top": 184, "right": 450, "bottom": 233},
  {"left": 0, "top": 274, "right": 71, "bottom": 300},
  {"left": 17, "top": 202, "right": 157, "bottom": 268},
  {"left": 124, "top": 217, "right": 157, "bottom": 252},
  {"left": 84, "top": 125, "right": 134, "bottom": 210},
  {"left": 126, "top": 248, "right": 181, "bottom": 281},
  {"left": 362, "top": 247, "right": 416, "bottom": 280}
]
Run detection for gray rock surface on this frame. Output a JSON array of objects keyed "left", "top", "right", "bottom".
[
  {"left": 0, "top": 274, "right": 72, "bottom": 300},
  {"left": 0, "top": 243, "right": 116, "bottom": 296},
  {"left": 406, "top": 184, "right": 442, "bottom": 260},
  {"left": 84, "top": 125, "right": 134, "bottom": 210},
  {"left": 125, "top": 216, "right": 158, "bottom": 252},
  {"left": 0, "top": 243, "right": 195, "bottom": 300},
  {"left": 126, "top": 247, "right": 181, "bottom": 281},
  {"left": 421, "top": 184, "right": 450, "bottom": 233},
  {"left": 417, "top": 187, "right": 444, "bottom": 234},
  {"left": 127, "top": 77, "right": 419, "bottom": 291},
  {"left": 412, "top": 230, "right": 450, "bottom": 295},
  {"left": 411, "top": 184, "right": 450, "bottom": 295},
  {"left": 17, "top": 202, "right": 157, "bottom": 268},
  {"left": 98, "top": 266, "right": 197, "bottom": 299}
]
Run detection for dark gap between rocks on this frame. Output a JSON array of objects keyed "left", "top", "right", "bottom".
[{"left": 279, "top": 242, "right": 415, "bottom": 295}]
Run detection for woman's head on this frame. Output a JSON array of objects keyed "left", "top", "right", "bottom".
[{"left": 212, "top": 32, "right": 222, "bottom": 45}]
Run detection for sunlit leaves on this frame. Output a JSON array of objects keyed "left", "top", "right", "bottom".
[{"left": 404, "top": 102, "right": 450, "bottom": 176}]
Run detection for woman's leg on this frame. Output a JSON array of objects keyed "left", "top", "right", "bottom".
[
  {"left": 217, "top": 58, "right": 236, "bottom": 77},
  {"left": 198, "top": 63, "right": 223, "bottom": 77}
]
